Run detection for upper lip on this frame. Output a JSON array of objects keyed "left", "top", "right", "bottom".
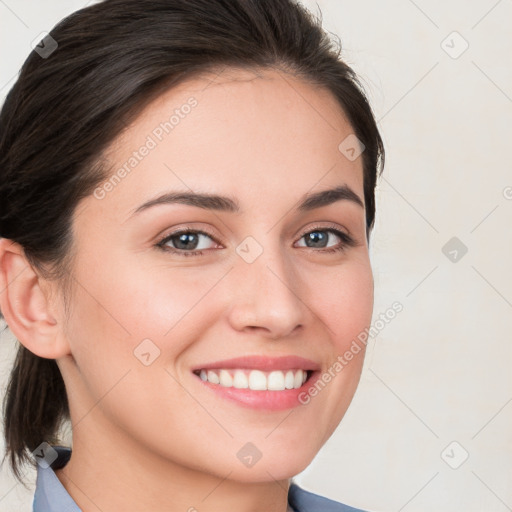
[{"left": 192, "top": 355, "right": 321, "bottom": 372}]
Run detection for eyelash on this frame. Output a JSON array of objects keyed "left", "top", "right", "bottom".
[{"left": 155, "top": 224, "right": 357, "bottom": 257}]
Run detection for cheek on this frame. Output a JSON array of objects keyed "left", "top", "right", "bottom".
[
  {"left": 63, "top": 252, "right": 230, "bottom": 419},
  {"left": 68, "top": 249, "right": 201, "bottom": 346},
  {"left": 61, "top": 261, "right": 202, "bottom": 445},
  {"left": 60, "top": 253, "right": 175, "bottom": 398},
  {"left": 300, "top": 258, "right": 373, "bottom": 429},
  {"left": 313, "top": 258, "right": 374, "bottom": 348}
]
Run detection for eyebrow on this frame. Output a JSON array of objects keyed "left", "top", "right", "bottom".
[{"left": 128, "top": 184, "right": 364, "bottom": 218}]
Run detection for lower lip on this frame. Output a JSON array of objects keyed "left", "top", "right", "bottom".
[{"left": 193, "top": 371, "right": 321, "bottom": 411}]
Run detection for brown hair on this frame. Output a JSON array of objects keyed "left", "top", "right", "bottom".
[{"left": 0, "top": 0, "right": 384, "bottom": 484}]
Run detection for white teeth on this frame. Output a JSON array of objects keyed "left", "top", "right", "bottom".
[
  {"left": 219, "top": 369, "right": 233, "bottom": 387},
  {"left": 233, "top": 370, "right": 249, "bottom": 388},
  {"left": 249, "top": 370, "right": 267, "bottom": 390},
  {"left": 293, "top": 371, "right": 303, "bottom": 389},
  {"left": 207, "top": 370, "right": 220, "bottom": 384},
  {"left": 267, "top": 371, "right": 285, "bottom": 390},
  {"left": 285, "top": 370, "right": 295, "bottom": 389},
  {"left": 198, "top": 369, "right": 309, "bottom": 390}
]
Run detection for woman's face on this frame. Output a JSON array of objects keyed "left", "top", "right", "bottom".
[{"left": 57, "top": 67, "right": 374, "bottom": 482}]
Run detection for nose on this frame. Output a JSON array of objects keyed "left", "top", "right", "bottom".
[{"left": 226, "top": 242, "right": 309, "bottom": 340}]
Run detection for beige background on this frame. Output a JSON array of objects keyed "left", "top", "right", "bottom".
[{"left": 1, "top": 0, "right": 511, "bottom": 510}]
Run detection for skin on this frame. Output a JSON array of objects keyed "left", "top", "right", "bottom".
[{"left": 0, "top": 67, "right": 373, "bottom": 511}]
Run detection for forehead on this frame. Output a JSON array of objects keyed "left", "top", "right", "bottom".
[{"left": 94, "top": 67, "right": 364, "bottom": 218}]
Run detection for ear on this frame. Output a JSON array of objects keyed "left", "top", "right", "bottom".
[{"left": 0, "top": 238, "right": 71, "bottom": 359}]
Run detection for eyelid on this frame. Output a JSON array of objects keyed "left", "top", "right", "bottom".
[
  {"left": 157, "top": 221, "right": 350, "bottom": 240},
  {"left": 155, "top": 221, "right": 358, "bottom": 253},
  {"left": 295, "top": 222, "right": 359, "bottom": 249},
  {"left": 156, "top": 226, "right": 222, "bottom": 250},
  {"left": 157, "top": 224, "right": 221, "bottom": 243},
  {"left": 299, "top": 221, "right": 352, "bottom": 239}
]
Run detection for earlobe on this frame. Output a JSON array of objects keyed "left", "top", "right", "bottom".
[{"left": 0, "top": 238, "right": 70, "bottom": 359}]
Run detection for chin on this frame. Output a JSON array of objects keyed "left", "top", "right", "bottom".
[{"left": 226, "top": 450, "right": 317, "bottom": 484}]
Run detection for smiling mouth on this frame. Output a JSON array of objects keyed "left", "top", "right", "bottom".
[{"left": 192, "top": 368, "right": 311, "bottom": 391}]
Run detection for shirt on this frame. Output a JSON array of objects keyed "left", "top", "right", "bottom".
[{"left": 33, "top": 446, "right": 367, "bottom": 512}]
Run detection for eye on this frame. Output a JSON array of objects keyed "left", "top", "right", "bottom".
[
  {"left": 156, "top": 228, "right": 219, "bottom": 257},
  {"left": 155, "top": 224, "right": 358, "bottom": 257},
  {"left": 295, "top": 225, "right": 357, "bottom": 254}
]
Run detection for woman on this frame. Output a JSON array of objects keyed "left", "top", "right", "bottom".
[{"left": 0, "top": 0, "right": 384, "bottom": 510}]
